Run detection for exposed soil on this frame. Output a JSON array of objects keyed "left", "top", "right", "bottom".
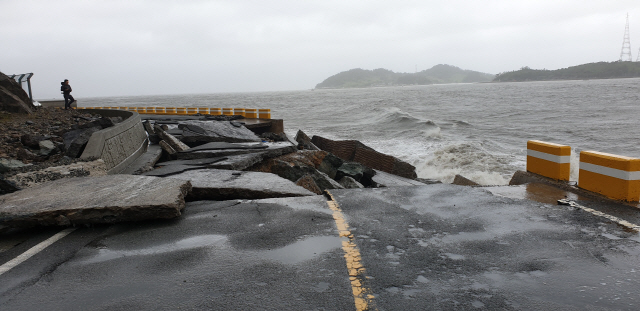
[{"left": 0, "top": 107, "right": 98, "bottom": 164}]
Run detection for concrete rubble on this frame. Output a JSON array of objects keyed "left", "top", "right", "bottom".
[{"left": 0, "top": 111, "right": 428, "bottom": 229}]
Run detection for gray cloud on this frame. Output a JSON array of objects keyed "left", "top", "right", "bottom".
[{"left": 1, "top": 0, "right": 638, "bottom": 98}]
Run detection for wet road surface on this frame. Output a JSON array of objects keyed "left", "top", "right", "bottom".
[{"left": 2, "top": 183, "right": 640, "bottom": 310}]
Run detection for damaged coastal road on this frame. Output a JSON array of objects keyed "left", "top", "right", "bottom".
[{"left": 3, "top": 184, "right": 640, "bottom": 310}]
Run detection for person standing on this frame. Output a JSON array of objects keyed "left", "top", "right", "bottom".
[{"left": 61, "top": 79, "right": 75, "bottom": 110}]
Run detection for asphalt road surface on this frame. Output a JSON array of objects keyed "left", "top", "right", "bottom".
[{"left": 2, "top": 183, "right": 640, "bottom": 310}]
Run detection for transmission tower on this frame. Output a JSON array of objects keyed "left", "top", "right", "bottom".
[{"left": 620, "top": 13, "right": 633, "bottom": 61}]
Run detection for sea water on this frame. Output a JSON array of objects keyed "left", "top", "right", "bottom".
[{"left": 81, "top": 78, "right": 640, "bottom": 185}]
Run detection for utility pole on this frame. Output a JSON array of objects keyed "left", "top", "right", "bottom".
[{"left": 620, "top": 13, "right": 633, "bottom": 62}]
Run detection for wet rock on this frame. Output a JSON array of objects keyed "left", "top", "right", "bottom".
[
  {"left": 158, "top": 130, "right": 190, "bottom": 152},
  {"left": 20, "top": 134, "right": 46, "bottom": 149},
  {"left": 204, "top": 153, "right": 265, "bottom": 171},
  {"left": 310, "top": 171, "right": 344, "bottom": 191},
  {"left": 452, "top": 174, "right": 479, "bottom": 186},
  {"left": 0, "top": 177, "right": 20, "bottom": 195},
  {"left": 5, "top": 159, "right": 108, "bottom": 189},
  {"left": 17, "top": 148, "right": 44, "bottom": 162},
  {"left": 0, "top": 71, "right": 34, "bottom": 114},
  {"left": 260, "top": 132, "right": 287, "bottom": 142},
  {"left": 0, "top": 158, "right": 30, "bottom": 173},
  {"left": 415, "top": 178, "right": 443, "bottom": 185},
  {"left": 63, "top": 126, "right": 102, "bottom": 158},
  {"left": 38, "top": 140, "right": 57, "bottom": 156},
  {"left": 338, "top": 176, "right": 364, "bottom": 189},
  {"left": 294, "top": 129, "right": 319, "bottom": 151},
  {"left": 165, "top": 169, "right": 314, "bottom": 201},
  {"left": 317, "top": 152, "right": 343, "bottom": 179},
  {"left": 335, "top": 162, "right": 376, "bottom": 187},
  {"left": 0, "top": 175, "right": 192, "bottom": 229},
  {"left": 178, "top": 120, "right": 261, "bottom": 144},
  {"left": 295, "top": 175, "right": 322, "bottom": 195}
]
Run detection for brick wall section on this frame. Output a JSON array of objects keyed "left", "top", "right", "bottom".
[{"left": 311, "top": 135, "right": 417, "bottom": 179}]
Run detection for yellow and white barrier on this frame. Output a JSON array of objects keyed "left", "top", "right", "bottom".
[
  {"left": 245, "top": 108, "right": 257, "bottom": 118},
  {"left": 222, "top": 108, "right": 233, "bottom": 116},
  {"left": 176, "top": 107, "right": 187, "bottom": 115},
  {"left": 198, "top": 107, "right": 210, "bottom": 115},
  {"left": 187, "top": 107, "right": 198, "bottom": 115},
  {"left": 234, "top": 108, "right": 245, "bottom": 117},
  {"left": 210, "top": 108, "right": 222, "bottom": 116},
  {"left": 579, "top": 151, "right": 640, "bottom": 202},
  {"left": 259, "top": 109, "right": 271, "bottom": 119},
  {"left": 526, "top": 140, "right": 571, "bottom": 181}
]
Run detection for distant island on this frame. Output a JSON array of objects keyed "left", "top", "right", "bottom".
[
  {"left": 493, "top": 61, "right": 640, "bottom": 82},
  {"left": 315, "top": 64, "right": 494, "bottom": 89}
]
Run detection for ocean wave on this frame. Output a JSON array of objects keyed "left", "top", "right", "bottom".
[{"left": 415, "top": 142, "right": 520, "bottom": 185}]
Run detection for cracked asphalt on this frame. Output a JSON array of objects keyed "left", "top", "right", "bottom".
[{"left": 2, "top": 183, "right": 640, "bottom": 310}]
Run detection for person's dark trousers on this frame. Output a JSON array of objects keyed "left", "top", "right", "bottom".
[{"left": 64, "top": 94, "right": 75, "bottom": 110}]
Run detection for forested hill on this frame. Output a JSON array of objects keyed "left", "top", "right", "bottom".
[
  {"left": 315, "top": 64, "right": 494, "bottom": 89},
  {"left": 493, "top": 61, "right": 640, "bottom": 82}
]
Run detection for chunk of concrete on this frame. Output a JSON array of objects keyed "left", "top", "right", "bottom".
[
  {"left": 63, "top": 126, "right": 102, "bottom": 158},
  {"left": 159, "top": 140, "right": 177, "bottom": 155},
  {"left": 6, "top": 159, "right": 108, "bottom": 189},
  {"left": 180, "top": 141, "right": 269, "bottom": 152},
  {"left": 0, "top": 175, "right": 192, "bottom": 229},
  {"left": 177, "top": 142, "right": 296, "bottom": 160},
  {"left": 178, "top": 120, "right": 262, "bottom": 144},
  {"left": 371, "top": 169, "right": 426, "bottom": 187},
  {"left": 38, "top": 140, "right": 57, "bottom": 156},
  {"left": 166, "top": 169, "right": 314, "bottom": 201},
  {"left": 158, "top": 130, "right": 190, "bottom": 152},
  {"left": 295, "top": 175, "right": 322, "bottom": 195}
]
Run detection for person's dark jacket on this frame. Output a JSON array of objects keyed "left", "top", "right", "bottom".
[{"left": 61, "top": 83, "right": 72, "bottom": 95}]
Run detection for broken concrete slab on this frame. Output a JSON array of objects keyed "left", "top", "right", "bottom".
[
  {"left": 143, "top": 164, "right": 210, "bottom": 177},
  {"left": 205, "top": 153, "right": 265, "bottom": 171},
  {"left": 178, "top": 120, "right": 262, "bottom": 144},
  {"left": 165, "top": 169, "right": 314, "bottom": 201},
  {"left": 0, "top": 175, "right": 192, "bottom": 229},
  {"left": 371, "top": 169, "right": 427, "bottom": 187},
  {"left": 180, "top": 141, "right": 269, "bottom": 152},
  {"left": 5, "top": 159, "right": 108, "bottom": 189},
  {"left": 176, "top": 141, "right": 296, "bottom": 160},
  {"left": 155, "top": 156, "right": 228, "bottom": 167}
]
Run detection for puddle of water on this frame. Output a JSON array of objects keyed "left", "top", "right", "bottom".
[
  {"left": 487, "top": 183, "right": 584, "bottom": 205},
  {"left": 80, "top": 234, "right": 227, "bottom": 264},
  {"left": 261, "top": 236, "right": 342, "bottom": 265}
]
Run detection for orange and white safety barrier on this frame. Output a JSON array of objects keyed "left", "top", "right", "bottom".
[
  {"left": 79, "top": 106, "right": 270, "bottom": 118},
  {"left": 579, "top": 151, "right": 640, "bottom": 202},
  {"left": 258, "top": 109, "right": 271, "bottom": 119},
  {"left": 526, "top": 140, "right": 571, "bottom": 181}
]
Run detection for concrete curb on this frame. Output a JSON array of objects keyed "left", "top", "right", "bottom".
[{"left": 80, "top": 109, "right": 148, "bottom": 174}]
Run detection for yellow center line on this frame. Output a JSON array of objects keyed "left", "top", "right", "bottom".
[{"left": 325, "top": 191, "right": 377, "bottom": 311}]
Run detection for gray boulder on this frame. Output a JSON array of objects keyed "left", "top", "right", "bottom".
[
  {"left": 178, "top": 120, "right": 261, "bottom": 144},
  {"left": 158, "top": 130, "right": 190, "bottom": 152},
  {"left": 38, "top": 140, "right": 57, "bottom": 156},
  {"left": 452, "top": 174, "right": 479, "bottom": 186}
]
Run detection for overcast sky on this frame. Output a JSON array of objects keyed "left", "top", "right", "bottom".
[{"left": 2, "top": 1, "right": 639, "bottom": 99}]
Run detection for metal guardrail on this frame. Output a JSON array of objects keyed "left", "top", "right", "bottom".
[{"left": 9, "top": 73, "right": 34, "bottom": 102}]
